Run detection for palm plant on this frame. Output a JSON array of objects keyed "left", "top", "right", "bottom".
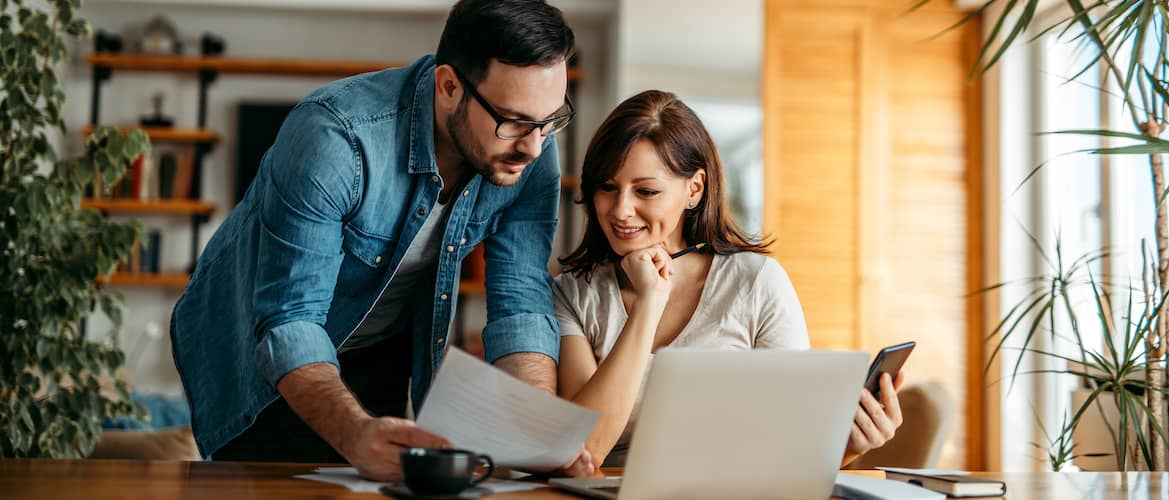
[
  {"left": 986, "top": 236, "right": 1167, "bottom": 470},
  {"left": 919, "top": 0, "right": 1169, "bottom": 470}
]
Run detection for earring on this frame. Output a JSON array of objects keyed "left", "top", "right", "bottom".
[{"left": 687, "top": 201, "right": 697, "bottom": 209}]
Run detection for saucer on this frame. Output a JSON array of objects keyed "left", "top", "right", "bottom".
[{"left": 379, "top": 483, "right": 492, "bottom": 499}]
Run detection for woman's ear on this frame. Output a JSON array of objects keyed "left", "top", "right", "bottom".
[{"left": 688, "top": 169, "right": 707, "bottom": 207}]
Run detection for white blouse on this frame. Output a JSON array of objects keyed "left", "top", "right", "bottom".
[{"left": 553, "top": 251, "right": 810, "bottom": 464}]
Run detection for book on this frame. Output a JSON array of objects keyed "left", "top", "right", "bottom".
[
  {"left": 157, "top": 151, "right": 177, "bottom": 199},
  {"left": 879, "top": 468, "right": 1005, "bottom": 498},
  {"left": 172, "top": 149, "right": 194, "bottom": 199},
  {"left": 126, "top": 238, "right": 141, "bottom": 275},
  {"left": 138, "top": 152, "right": 155, "bottom": 200},
  {"left": 140, "top": 230, "right": 161, "bottom": 274},
  {"left": 120, "top": 153, "right": 144, "bottom": 199}
]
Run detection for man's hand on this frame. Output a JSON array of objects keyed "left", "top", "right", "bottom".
[
  {"left": 341, "top": 416, "right": 453, "bottom": 481},
  {"left": 276, "top": 362, "right": 451, "bottom": 481}
]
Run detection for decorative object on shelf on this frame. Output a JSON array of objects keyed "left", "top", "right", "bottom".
[
  {"left": 1, "top": 1, "right": 149, "bottom": 458},
  {"left": 139, "top": 93, "right": 174, "bottom": 128},
  {"left": 137, "top": 14, "right": 182, "bottom": 55},
  {"left": 200, "top": 32, "right": 225, "bottom": 57},
  {"left": 94, "top": 30, "right": 123, "bottom": 54}
]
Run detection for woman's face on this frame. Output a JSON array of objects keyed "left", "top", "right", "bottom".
[{"left": 593, "top": 139, "right": 704, "bottom": 256}]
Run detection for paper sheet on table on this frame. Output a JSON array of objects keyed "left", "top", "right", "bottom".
[
  {"left": 295, "top": 467, "right": 543, "bottom": 494},
  {"left": 416, "top": 348, "right": 600, "bottom": 469}
]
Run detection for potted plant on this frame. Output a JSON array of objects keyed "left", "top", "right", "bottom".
[
  {"left": 1, "top": 0, "right": 149, "bottom": 457},
  {"left": 923, "top": 0, "right": 1169, "bottom": 470}
]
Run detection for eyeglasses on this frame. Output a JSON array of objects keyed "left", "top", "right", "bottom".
[{"left": 451, "top": 66, "right": 576, "bottom": 140}]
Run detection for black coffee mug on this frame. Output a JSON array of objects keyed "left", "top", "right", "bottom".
[{"left": 400, "top": 448, "right": 494, "bottom": 495}]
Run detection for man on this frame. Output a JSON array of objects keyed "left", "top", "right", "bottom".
[{"left": 170, "top": 0, "right": 591, "bottom": 480}]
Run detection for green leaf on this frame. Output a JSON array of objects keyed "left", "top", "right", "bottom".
[
  {"left": 1041, "top": 128, "right": 1169, "bottom": 144},
  {"left": 981, "top": 0, "right": 1041, "bottom": 76},
  {"left": 1088, "top": 143, "right": 1169, "bottom": 155}
]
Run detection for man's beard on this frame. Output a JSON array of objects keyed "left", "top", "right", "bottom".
[{"left": 448, "top": 100, "right": 534, "bottom": 187}]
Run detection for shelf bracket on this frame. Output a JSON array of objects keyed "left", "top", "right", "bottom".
[
  {"left": 90, "top": 66, "right": 111, "bottom": 126},
  {"left": 197, "top": 69, "right": 218, "bottom": 128},
  {"left": 189, "top": 213, "right": 210, "bottom": 274}
]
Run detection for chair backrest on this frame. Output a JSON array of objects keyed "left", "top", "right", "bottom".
[{"left": 847, "top": 380, "right": 954, "bottom": 469}]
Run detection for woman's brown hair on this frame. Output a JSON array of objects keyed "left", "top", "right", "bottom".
[{"left": 559, "top": 90, "right": 770, "bottom": 278}]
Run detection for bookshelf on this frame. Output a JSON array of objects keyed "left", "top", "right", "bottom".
[
  {"left": 81, "top": 199, "right": 216, "bottom": 216},
  {"left": 101, "top": 272, "right": 191, "bottom": 288},
  {"left": 457, "top": 280, "right": 486, "bottom": 296},
  {"left": 87, "top": 53, "right": 583, "bottom": 80},
  {"left": 560, "top": 175, "right": 581, "bottom": 190},
  {"left": 81, "top": 125, "right": 219, "bottom": 144}
]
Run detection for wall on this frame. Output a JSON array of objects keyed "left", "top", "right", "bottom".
[
  {"left": 615, "top": 0, "right": 766, "bottom": 232},
  {"left": 762, "top": 0, "right": 984, "bottom": 469},
  {"left": 67, "top": 0, "right": 616, "bottom": 396}
]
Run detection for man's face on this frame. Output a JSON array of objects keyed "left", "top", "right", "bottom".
[{"left": 448, "top": 60, "right": 569, "bottom": 187}]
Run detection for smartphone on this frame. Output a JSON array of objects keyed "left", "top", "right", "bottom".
[{"left": 864, "top": 341, "right": 916, "bottom": 396}]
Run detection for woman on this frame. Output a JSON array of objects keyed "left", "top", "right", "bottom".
[{"left": 554, "top": 90, "right": 904, "bottom": 469}]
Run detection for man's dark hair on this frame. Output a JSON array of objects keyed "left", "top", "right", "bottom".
[{"left": 436, "top": 0, "right": 575, "bottom": 84}]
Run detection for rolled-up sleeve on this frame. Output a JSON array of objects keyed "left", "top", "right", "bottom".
[
  {"left": 252, "top": 101, "right": 359, "bottom": 387},
  {"left": 481, "top": 141, "right": 561, "bottom": 364}
]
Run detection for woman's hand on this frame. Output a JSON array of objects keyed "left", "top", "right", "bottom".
[
  {"left": 843, "top": 372, "right": 905, "bottom": 464},
  {"left": 619, "top": 246, "right": 673, "bottom": 301},
  {"left": 518, "top": 446, "right": 595, "bottom": 478}
]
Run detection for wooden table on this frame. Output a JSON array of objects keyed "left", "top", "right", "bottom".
[{"left": 2, "top": 459, "right": 1167, "bottom": 499}]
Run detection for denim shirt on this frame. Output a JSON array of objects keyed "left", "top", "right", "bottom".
[{"left": 170, "top": 55, "right": 561, "bottom": 458}]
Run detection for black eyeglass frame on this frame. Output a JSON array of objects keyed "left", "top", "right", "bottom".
[{"left": 450, "top": 66, "right": 576, "bottom": 140}]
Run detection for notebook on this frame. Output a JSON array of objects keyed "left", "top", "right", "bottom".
[{"left": 879, "top": 468, "right": 1006, "bottom": 498}]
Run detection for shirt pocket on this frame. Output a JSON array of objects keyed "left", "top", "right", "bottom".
[
  {"left": 336, "top": 224, "right": 397, "bottom": 296},
  {"left": 460, "top": 213, "right": 502, "bottom": 259}
]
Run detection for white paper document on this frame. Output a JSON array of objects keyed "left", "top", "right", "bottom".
[
  {"left": 295, "top": 467, "right": 544, "bottom": 494},
  {"left": 415, "top": 348, "right": 600, "bottom": 469}
]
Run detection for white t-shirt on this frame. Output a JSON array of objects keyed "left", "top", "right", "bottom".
[
  {"left": 341, "top": 196, "right": 456, "bottom": 352},
  {"left": 552, "top": 251, "right": 810, "bottom": 465}
]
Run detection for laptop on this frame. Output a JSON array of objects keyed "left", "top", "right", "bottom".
[{"left": 551, "top": 349, "right": 869, "bottom": 500}]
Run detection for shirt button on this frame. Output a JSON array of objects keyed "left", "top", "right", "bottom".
[
  {"left": 440, "top": 294, "right": 449, "bottom": 300},
  {"left": 374, "top": 255, "right": 382, "bottom": 264},
  {"left": 417, "top": 208, "right": 427, "bottom": 216},
  {"left": 436, "top": 337, "right": 446, "bottom": 344},
  {"left": 431, "top": 175, "right": 440, "bottom": 183},
  {"left": 459, "top": 238, "right": 466, "bottom": 245},
  {"left": 462, "top": 190, "right": 469, "bottom": 197},
  {"left": 446, "top": 245, "right": 455, "bottom": 252}
]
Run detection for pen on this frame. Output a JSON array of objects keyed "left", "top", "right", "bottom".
[{"left": 669, "top": 243, "right": 706, "bottom": 259}]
